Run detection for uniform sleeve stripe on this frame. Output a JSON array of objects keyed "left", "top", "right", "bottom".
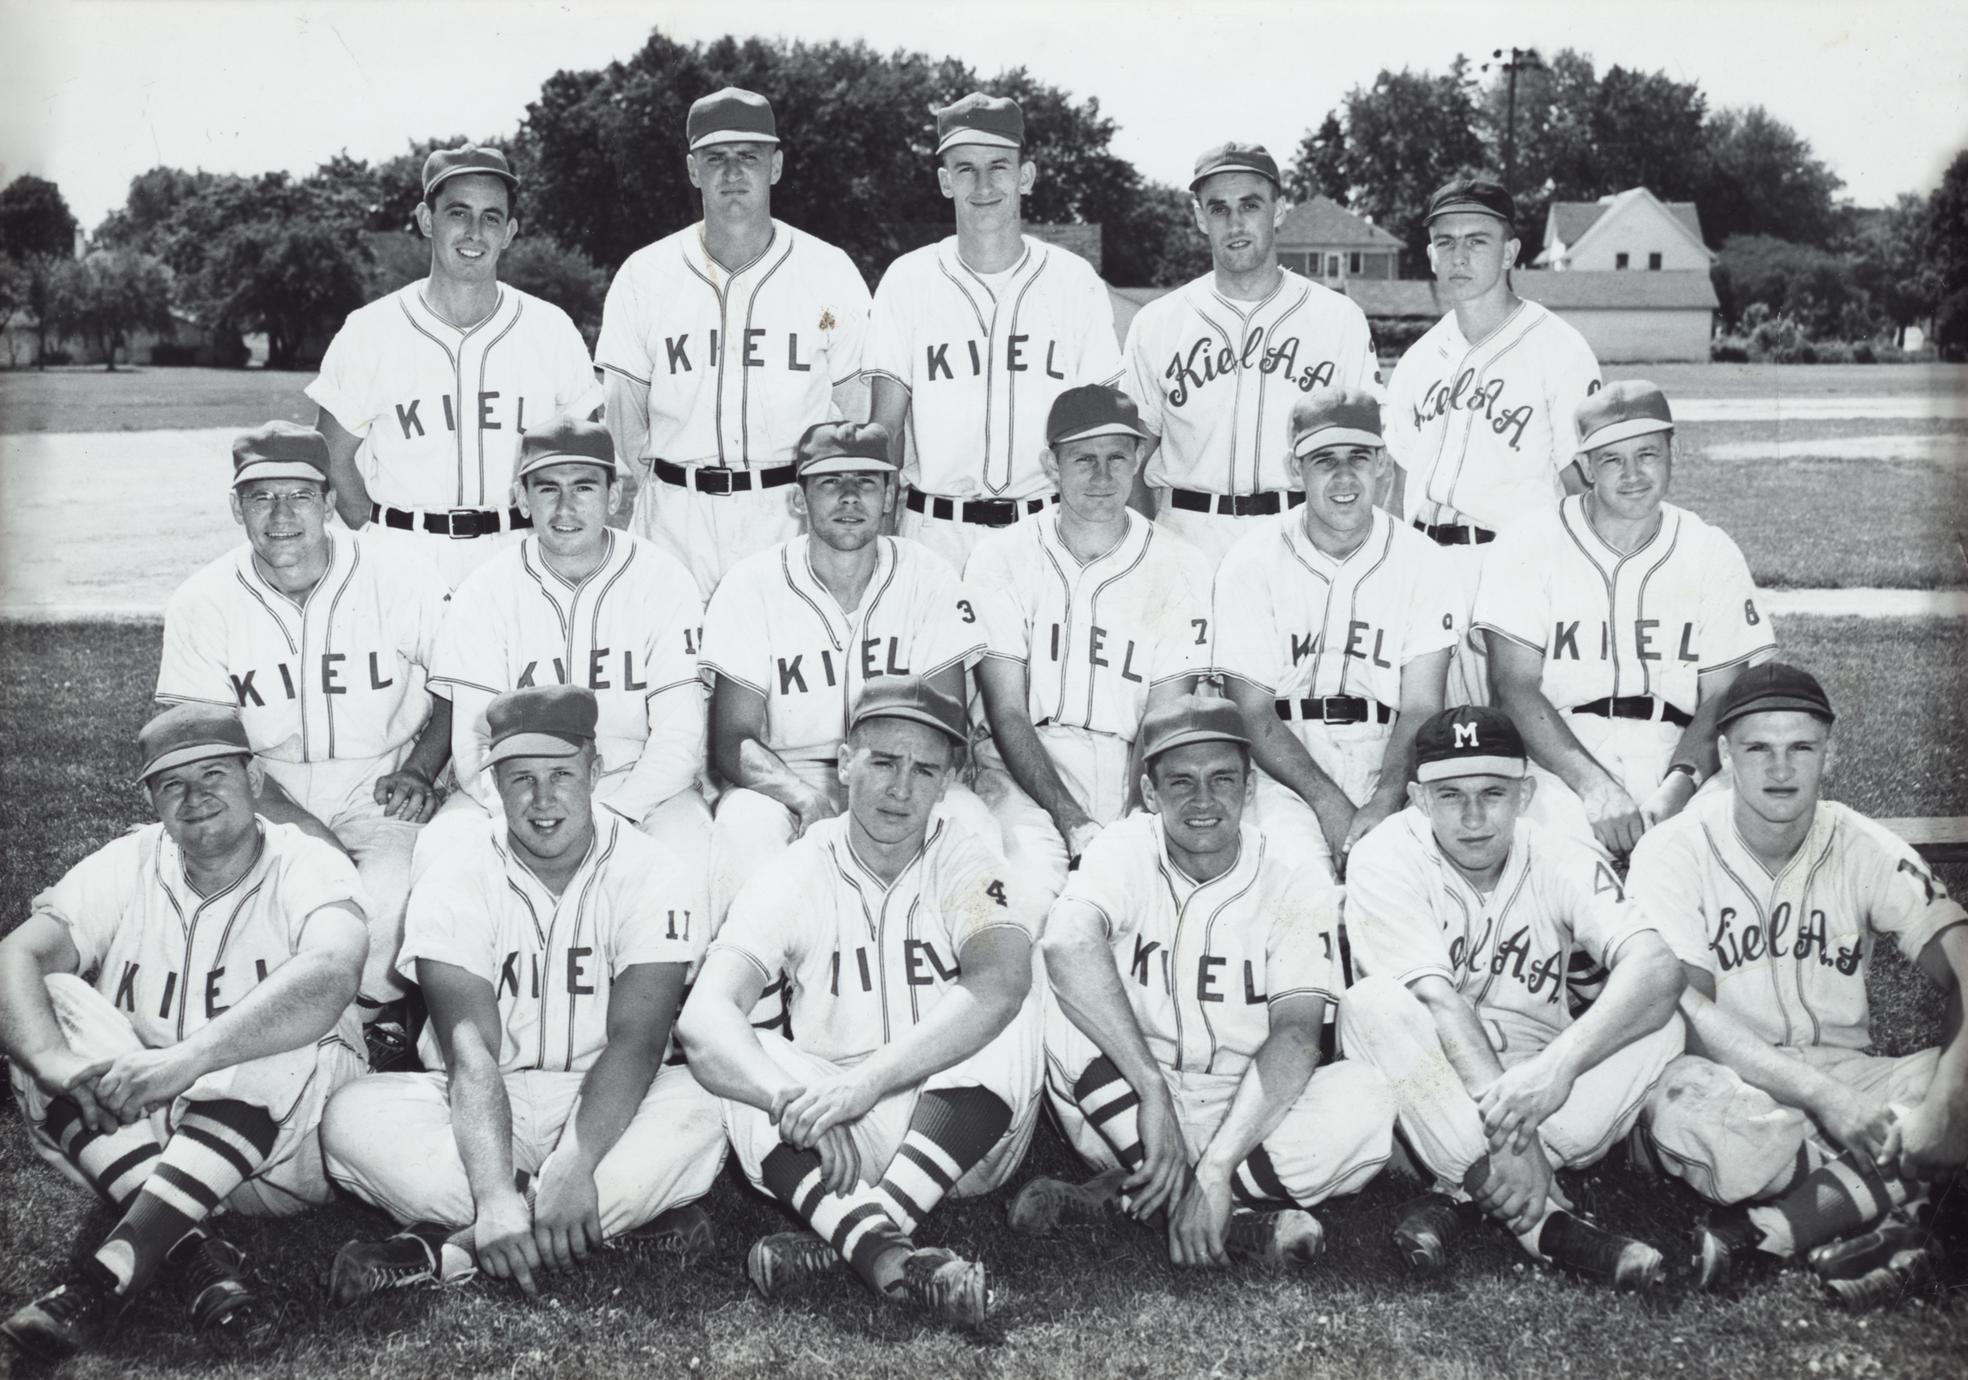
[
  {"left": 831, "top": 369, "right": 867, "bottom": 388},
  {"left": 1598, "top": 925, "right": 1661, "bottom": 969},
  {"left": 426, "top": 674, "right": 502, "bottom": 695},
  {"left": 704, "top": 943, "right": 775, "bottom": 982},
  {"left": 1470, "top": 621, "right": 1544, "bottom": 654},
  {"left": 1392, "top": 962, "right": 1456, "bottom": 988},
  {"left": 1699, "top": 642, "right": 1778, "bottom": 675},
  {"left": 700, "top": 660, "right": 768, "bottom": 698},
  {"left": 919, "top": 649, "right": 982, "bottom": 680},
  {"left": 1268, "top": 984, "right": 1333, "bottom": 1004},
  {"left": 862, "top": 367, "right": 912, "bottom": 393},
  {"left": 978, "top": 649, "right": 1028, "bottom": 665},
  {"left": 960, "top": 919, "right": 1037, "bottom": 946},
  {"left": 153, "top": 693, "right": 234, "bottom": 708},
  {"left": 599, "top": 361, "right": 652, "bottom": 388},
  {"left": 1147, "top": 669, "right": 1204, "bottom": 688},
  {"left": 642, "top": 676, "right": 701, "bottom": 700}
]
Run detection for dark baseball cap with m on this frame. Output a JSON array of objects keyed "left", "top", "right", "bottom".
[{"left": 1414, "top": 706, "right": 1527, "bottom": 782}]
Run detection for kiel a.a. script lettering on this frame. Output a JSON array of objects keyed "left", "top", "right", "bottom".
[
  {"left": 1411, "top": 368, "right": 1536, "bottom": 452},
  {"left": 1162, "top": 330, "right": 1339, "bottom": 408}
]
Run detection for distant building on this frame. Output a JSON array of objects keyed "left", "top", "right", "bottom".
[
  {"left": 1533, "top": 188, "right": 1714, "bottom": 273},
  {"left": 1274, "top": 196, "right": 1402, "bottom": 285}
]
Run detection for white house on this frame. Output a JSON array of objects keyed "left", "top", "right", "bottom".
[{"left": 1533, "top": 187, "right": 1715, "bottom": 273}]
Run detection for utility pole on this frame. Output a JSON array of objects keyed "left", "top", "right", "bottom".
[{"left": 1484, "top": 47, "right": 1545, "bottom": 188}]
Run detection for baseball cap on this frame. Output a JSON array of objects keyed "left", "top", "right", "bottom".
[
  {"left": 1424, "top": 176, "right": 1516, "bottom": 227},
  {"left": 422, "top": 145, "right": 519, "bottom": 201},
  {"left": 795, "top": 421, "right": 897, "bottom": 479},
  {"left": 136, "top": 703, "right": 253, "bottom": 784},
  {"left": 848, "top": 676, "right": 968, "bottom": 746},
  {"left": 1047, "top": 385, "right": 1150, "bottom": 447},
  {"left": 687, "top": 87, "right": 779, "bottom": 151},
  {"left": 1715, "top": 662, "right": 1835, "bottom": 730},
  {"left": 231, "top": 421, "right": 331, "bottom": 488},
  {"left": 1575, "top": 380, "right": 1675, "bottom": 455},
  {"left": 484, "top": 685, "right": 597, "bottom": 767},
  {"left": 935, "top": 93, "right": 1023, "bottom": 155},
  {"left": 1189, "top": 142, "right": 1280, "bottom": 193},
  {"left": 1414, "top": 707, "right": 1527, "bottom": 783},
  {"left": 1290, "top": 388, "right": 1383, "bottom": 459},
  {"left": 515, "top": 416, "right": 617, "bottom": 482},
  {"left": 1137, "top": 694, "right": 1252, "bottom": 765}
]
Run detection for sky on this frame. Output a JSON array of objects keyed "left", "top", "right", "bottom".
[{"left": 2, "top": 0, "right": 1964, "bottom": 232}]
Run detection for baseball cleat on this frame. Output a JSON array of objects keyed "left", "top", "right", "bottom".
[
  {"left": 168, "top": 1232, "right": 264, "bottom": 1342},
  {"left": 1692, "top": 1205, "right": 1766, "bottom": 1292},
  {"left": 1, "top": 1264, "right": 121, "bottom": 1361},
  {"left": 1810, "top": 1218, "right": 1939, "bottom": 1310},
  {"left": 1225, "top": 1208, "right": 1326, "bottom": 1270},
  {"left": 1006, "top": 1167, "right": 1127, "bottom": 1236},
  {"left": 613, "top": 1202, "right": 716, "bottom": 1258},
  {"left": 328, "top": 1226, "right": 451, "bottom": 1308},
  {"left": 745, "top": 1231, "right": 845, "bottom": 1300},
  {"left": 1538, "top": 1210, "right": 1664, "bottom": 1292},
  {"left": 886, "top": 1246, "right": 991, "bottom": 1331},
  {"left": 1392, "top": 1191, "right": 1466, "bottom": 1278}
]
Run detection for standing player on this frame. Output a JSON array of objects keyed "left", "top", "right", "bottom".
[
  {"left": 1476, "top": 382, "right": 1775, "bottom": 857},
  {"left": 866, "top": 93, "right": 1123, "bottom": 568},
  {"left": 1121, "top": 143, "right": 1378, "bottom": 570},
  {"left": 1012, "top": 696, "right": 1394, "bottom": 1268},
  {"left": 699, "top": 421, "right": 989, "bottom": 927},
  {"left": 156, "top": 422, "right": 451, "bottom": 1039},
  {"left": 1339, "top": 707, "right": 1685, "bottom": 1289},
  {"left": 1212, "top": 389, "right": 1458, "bottom": 882},
  {"left": 677, "top": 678, "right": 1040, "bottom": 1331},
  {"left": 309, "top": 145, "right": 604, "bottom": 590},
  {"left": 596, "top": 87, "right": 873, "bottom": 597},
  {"left": 965, "top": 384, "right": 1212, "bottom": 895},
  {"left": 1382, "top": 176, "right": 1603, "bottom": 702},
  {"left": 321, "top": 687, "right": 725, "bottom": 1303},
  {"left": 1, "top": 706, "right": 369, "bottom": 1360},
  {"left": 1626, "top": 664, "right": 1968, "bottom": 1304}
]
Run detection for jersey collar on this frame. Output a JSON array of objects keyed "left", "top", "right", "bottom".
[
  {"left": 405, "top": 281, "right": 514, "bottom": 339},
  {"left": 237, "top": 524, "right": 352, "bottom": 611},
  {"left": 1154, "top": 818, "right": 1263, "bottom": 900},
  {"left": 1038, "top": 507, "right": 1148, "bottom": 573},
  {"left": 1282, "top": 503, "right": 1390, "bottom": 574},
  {"left": 789, "top": 534, "right": 895, "bottom": 626}
]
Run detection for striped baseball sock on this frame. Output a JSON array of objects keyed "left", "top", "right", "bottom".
[
  {"left": 759, "top": 1144, "right": 911, "bottom": 1294},
  {"left": 874, "top": 1086, "right": 1012, "bottom": 1234},
  {"left": 42, "top": 1094, "right": 164, "bottom": 1210},
  {"left": 1073, "top": 1058, "right": 1147, "bottom": 1172},
  {"left": 1746, "top": 1150, "right": 1915, "bottom": 1258},
  {"left": 91, "top": 1098, "right": 277, "bottom": 1295}
]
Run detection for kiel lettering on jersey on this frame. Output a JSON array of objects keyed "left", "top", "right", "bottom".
[
  {"left": 229, "top": 652, "right": 400, "bottom": 707},
  {"left": 1287, "top": 622, "right": 1396, "bottom": 669},
  {"left": 775, "top": 638, "right": 910, "bottom": 695},
  {"left": 1045, "top": 623, "right": 1146, "bottom": 684},
  {"left": 1127, "top": 937, "right": 1270, "bottom": 1006},
  {"left": 1447, "top": 917, "right": 1566, "bottom": 1004},
  {"left": 826, "top": 941, "right": 960, "bottom": 993},
  {"left": 1549, "top": 619, "right": 1700, "bottom": 664},
  {"left": 1708, "top": 904, "right": 1863, "bottom": 976},
  {"left": 658, "top": 329, "right": 818, "bottom": 376},
  {"left": 512, "top": 650, "right": 650, "bottom": 693},
  {"left": 114, "top": 956, "right": 278, "bottom": 1021},
  {"left": 1410, "top": 369, "right": 1535, "bottom": 452},
  {"left": 496, "top": 948, "right": 605, "bottom": 999},
  {"left": 1165, "top": 331, "right": 1338, "bottom": 409},
  {"left": 394, "top": 392, "right": 528, "bottom": 441},
  {"left": 920, "top": 335, "right": 1069, "bottom": 384}
]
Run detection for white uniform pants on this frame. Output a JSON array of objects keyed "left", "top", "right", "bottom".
[
  {"left": 355, "top": 518, "right": 523, "bottom": 593},
  {"left": 631, "top": 471, "right": 802, "bottom": 602},
  {"left": 971, "top": 727, "right": 1135, "bottom": 900},
  {"left": 1151, "top": 496, "right": 1292, "bottom": 574},
  {"left": 1526, "top": 711, "right": 1686, "bottom": 848},
  {"left": 1250, "top": 719, "right": 1393, "bottom": 886}
]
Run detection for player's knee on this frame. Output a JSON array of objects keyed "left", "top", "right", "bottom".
[
  {"left": 1335, "top": 973, "right": 1418, "bottom": 1045},
  {"left": 319, "top": 1081, "right": 387, "bottom": 1183}
]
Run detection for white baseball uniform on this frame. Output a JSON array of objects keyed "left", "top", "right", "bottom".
[
  {"left": 964, "top": 511, "right": 1212, "bottom": 893},
  {"left": 710, "top": 812, "right": 1043, "bottom": 1198},
  {"left": 12, "top": 823, "right": 370, "bottom": 1214},
  {"left": 1473, "top": 496, "right": 1776, "bottom": 844},
  {"left": 596, "top": 220, "right": 873, "bottom": 597},
  {"left": 865, "top": 236, "right": 1123, "bottom": 567},
  {"left": 1043, "top": 814, "right": 1393, "bottom": 1207},
  {"left": 1629, "top": 792, "right": 1966, "bottom": 1204},
  {"left": 322, "top": 811, "right": 724, "bottom": 1236},
  {"left": 1121, "top": 269, "right": 1377, "bottom": 569},
  {"left": 157, "top": 526, "right": 449, "bottom": 1001},
  {"left": 1211, "top": 508, "right": 1460, "bottom": 881},
  {"left": 308, "top": 282, "right": 605, "bottom": 589},
  {"left": 1339, "top": 808, "right": 1684, "bottom": 1186}
]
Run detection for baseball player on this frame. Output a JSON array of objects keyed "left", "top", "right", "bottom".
[
  {"left": 866, "top": 93, "right": 1124, "bottom": 569},
  {"left": 1120, "top": 143, "right": 1378, "bottom": 571},
  {"left": 1, "top": 705, "right": 369, "bottom": 1361},
  {"left": 596, "top": 88, "right": 874, "bottom": 597},
  {"left": 1212, "top": 389, "right": 1458, "bottom": 884},
  {"left": 1338, "top": 706, "right": 1686, "bottom": 1290},
  {"left": 965, "top": 384, "right": 1212, "bottom": 896},
  {"left": 1476, "top": 381, "right": 1776, "bottom": 859},
  {"left": 156, "top": 422, "right": 450, "bottom": 1043},
  {"left": 1382, "top": 176, "right": 1603, "bottom": 702},
  {"left": 321, "top": 686, "right": 724, "bottom": 1303},
  {"left": 676, "top": 677, "right": 1042, "bottom": 1331},
  {"left": 700, "top": 421, "right": 991, "bottom": 929},
  {"left": 1625, "top": 664, "right": 1968, "bottom": 1304},
  {"left": 1011, "top": 695, "right": 1394, "bottom": 1268},
  {"left": 309, "top": 144, "right": 604, "bottom": 590}
]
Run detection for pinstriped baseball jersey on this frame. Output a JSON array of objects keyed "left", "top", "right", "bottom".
[
  {"left": 963, "top": 511, "right": 1211, "bottom": 739},
  {"left": 31, "top": 820, "right": 368, "bottom": 1055},
  {"left": 307, "top": 284, "right": 603, "bottom": 512},
  {"left": 698, "top": 536, "right": 984, "bottom": 762},
  {"left": 1629, "top": 791, "right": 1967, "bottom": 1052},
  {"left": 1347, "top": 809, "right": 1658, "bottom": 1038},
  {"left": 399, "top": 811, "right": 701, "bottom": 1073},
  {"left": 1382, "top": 300, "right": 1601, "bottom": 532},
  {"left": 710, "top": 813, "right": 1033, "bottom": 1064},
  {"left": 429, "top": 530, "right": 705, "bottom": 821},
  {"left": 866, "top": 236, "right": 1123, "bottom": 500},
  {"left": 157, "top": 528, "right": 448, "bottom": 772},
  {"left": 1472, "top": 497, "right": 1775, "bottom": 714},
  {"left": 1056, "top": 813, "right": 1341, "bottom": 1078},
  {"left": 594, "top": 220, "right": 871, "bottom": 470},
  {"left": 1121, "top": 270, "right": 1377, "bottom": 496}
]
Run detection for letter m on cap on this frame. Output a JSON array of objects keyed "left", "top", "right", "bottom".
[{"left": 1453, "top": 721, "right": 1479, "bottom": 749}]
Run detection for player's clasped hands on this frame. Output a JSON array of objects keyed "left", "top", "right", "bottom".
[
  {"left": 1583, "top": 778, "right": 1647, "bottom": 857},
  {"left": 530, "top": 1152, "right": 606, "bottom": 1274},
  {"left": 474, "top": 1189, "right": 547, "bottom": 1297},
  {"left": 1167, "top": 1170, "right": 1234, "bottom": 1269},
  {"left": 771, "top": 1078, "right": 873, "bottom": 1192},
  {"left": 28, "top": 1049, "right": 120, "bottom": 1134},
  {"left": 92, "top": 1044, "right": 205, "bottom": 1124},
  {"left": 373, "top": 766, "right": 440, "bottom": 823},
  {"left": 1123, "top": 1086, "right": 1192, "bottom": 1223},
  {"left": 1477, "top": 1056, "right": 1575, "bottom": 1156}
]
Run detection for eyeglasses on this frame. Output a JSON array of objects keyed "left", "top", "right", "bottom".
[{"left": 240, "top": 489, "right": 325, "bottom": 512}]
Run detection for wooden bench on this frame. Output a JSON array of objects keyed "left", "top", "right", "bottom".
[{"left": 1881, "top": 818, "right": 1968, "bottom": 867}]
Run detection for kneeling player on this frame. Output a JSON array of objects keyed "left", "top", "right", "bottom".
[
  {"left": 1014, "top": 695, "right": 1393, "bottom": 1267},
  {"left": 1627, "top": 663, "right": 1968, "bottom": 1304},
  {"left": 321, "top": 686, "right": 724, "bottom": 1301},
  {"left": 677, "top": 677, "right": 1041, "bottom": 1331},
  {"left": 1340, "top": 706, "right": 1685, "bottom": 1290},
  {"left": 1, "top": 706, "right": 370, "bottom": 1360}
]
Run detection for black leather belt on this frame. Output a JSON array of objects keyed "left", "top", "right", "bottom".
[
  {"left": 1571, "top": 695, "right": 1693, "bottom": 728},
  {"left": 1274, "top": 696, "right": 1395, "bottom": 725},
  {"left": 371, "top": 503, "right": 530, "bottom": 539},
  {"left": 1170, "top": 488, "right": 1305, "bottom": 517},
  {"left": 1416, "top": 519, "right": 1496, "bottom": 546},
  {"left": 651, "top": 459, "right": 798, "bottom": 495},
  {"left": 904, "top": 489, "right": 1055, "bottom": 526}
]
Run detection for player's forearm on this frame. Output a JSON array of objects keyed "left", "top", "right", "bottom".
[
  {"left": 1495, "top": 678, "right": 1616, "bottom": 794},
  {"left": 1411, "top": 977, "right": 1507, "bottom": 1095},
  {"left": 447, "top": 1040, "right": 523, "bottom": 1207},
  {"left": 1248, "top": 713, "right": 1350, "bottom": 817},
  {"left": 177, "top": 942, "right": 364, "bottom": 1079},
  {"left": 853, "top": 977, "right": 1023, "bottom": 1103},
  {"left": 601, "top": 371, "right": 653, "bottom": 472},
  {"left": 723, "top": 737, "right": 825, "bottom": 814},
  {"left": 610, "top": 692, "right": 706, "bottom": 821},
  {"left": 1196, "top": 1021, "right": 1322, "bottom": 1183},
  {"left": 1680, "top": 986, "right": 1850, "bottom": 1120},
  {"left": 981, "top": 674, "right": 1091, "bottom": 831},
  {"left": 1042, "top": 930, "right": 1170, "bottom": 1101},
  {"left": 1667, "top": 696, "right": 1727, "bottom": 779},
  {"left": 1534, "top": 941, "right": 1682, "bottom": 1086},
  {"left": 319, "top": 419, "right": 373, "bottom": 529},
  {"left": 556, "top": 1041, "right": 664, "bottom": 1175},
  {"left": 867, "top": 379, "right": 909, "bottom": 463},
  {"left": 675, "top": 998, "right": 797, "bottom": 1113},
  {"left": 400, "top": 696, "right": 453, "bottom": 783}
]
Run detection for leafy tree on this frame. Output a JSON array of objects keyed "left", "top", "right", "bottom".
[
  {"left": 1473, "top": 48, "right": 1599, "bottom": 258},
  {"left": 1834, "top": 193, "right": 1935, "bottom": 335},
  {"left": 92, "top": 167, "right": 212, "bottom": 252},
  {"left": 1325, "top": 61, "right": 1488, "bottom": 271},
  {"left": 1711, "top": 234, "right": 1868, "bottom": 339},
  {"left": 1582, "top": 66, "right": 1707, "bottom": 201},
  {"left": 1926, "top": 150, "right": 1968, "bottom": 357},
  {"left": 0, "top": 175, "right": 79, "bottom": 262},
  {"left": 189, "top": 219, "right": 371, "bottom": 368},
  {"left": 46, "top": 249, "right": 175, "bottom": 370},
  {"left": 1697, "top": 107, "right": 1843, "bottom": 247},
  {"left": 1284, "top": 113, "right": 1348, "bottom": 206},
  {"left": 15, "top": 254, "right": 69, "bottom": 367}
]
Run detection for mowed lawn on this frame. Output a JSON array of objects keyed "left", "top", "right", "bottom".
[
  {"left": 0, "top": 368, "right": 317, "bottom": 435},
  {"left": 1, "top": 621, "right": 1965, "bottom": 1380}
]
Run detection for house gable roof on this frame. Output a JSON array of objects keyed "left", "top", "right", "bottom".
[
  {"left": 1276, "top": 196, "right": 1402, "bottom": 250},
  {"left": 1541, "top": 188, "right": 1713, "bottom": 263}
]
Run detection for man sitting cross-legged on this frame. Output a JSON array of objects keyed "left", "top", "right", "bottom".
[
  {"left": 321, "top": 685, "right": 724, "bottom": 1302},
  {"left": 1010, "top": 694, "right": 1395, "bottom": 1268}
]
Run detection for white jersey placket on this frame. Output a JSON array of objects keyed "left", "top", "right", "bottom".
[
  {"left": 689, "top": 231, "right": 790, "bottom": 469},
  {"left": 407, "top": 287, "right": 519, "bottom": 509},
  {"left": 785, "top": 539, "right": 898, "bottom": 743},
  {"left": 1417, "top": 305, "right": 1533, "bottom": 522}
]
